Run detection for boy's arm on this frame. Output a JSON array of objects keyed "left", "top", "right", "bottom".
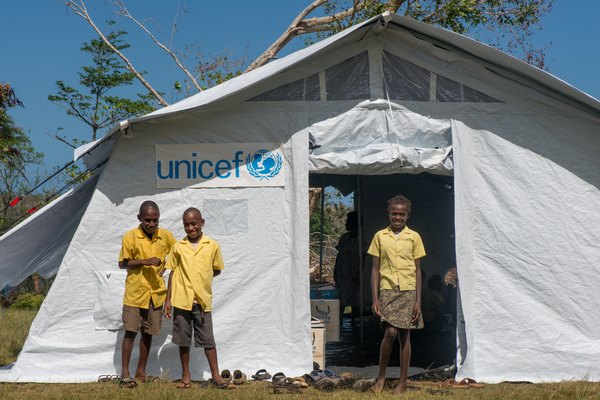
[
  {"left": 371, "top": 256, "right": 381, "bottom": 316},
  {"left": 164, "top": 271, "right": 173, "bottom": 320},
  {"left": 412, "top": 259, "right": 422, "bottom": 323},
  {"left": 119, "top": 258, "right": 162, "bottom": 269}
]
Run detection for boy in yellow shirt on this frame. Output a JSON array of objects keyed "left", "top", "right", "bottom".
[
  {"left": 368, "top": 195, "right": 426, "bottom": 394},
  {"left": 163, "top": 207, "right": 230, "bottom": 389},
  {"left": 118, "top": 201, "right": 176, "bottom": 387}
]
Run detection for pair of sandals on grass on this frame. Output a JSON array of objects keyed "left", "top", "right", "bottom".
[
  {"left": 97, "top": 374, "right": 160, "bottom": 388},
  {"left": 176, "top": 369, "right": 245, "bottom": 389}
]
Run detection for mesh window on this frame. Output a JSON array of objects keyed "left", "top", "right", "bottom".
[
  {"left": 383, "top": 51, "right": 430, "bottom": 101},
  {"left": 437, "top": 75, "right": 500, "bottom": 102},
  {"left": 248, "top": 73, "right": 320, "bottom": 101},
  {"left": 325, "top": 51, "right": 370, "bottom": 100},
  {"left": 383, "top": 51, "right": 500, "bottom": 103}
]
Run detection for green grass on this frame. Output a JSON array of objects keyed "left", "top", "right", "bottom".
[
  {"left": 0, "top": 308, "right": 38, "bottom": 366},
  {"left": 1, "top": 309, "right": 600, "bottom": 399},
  {"left": 0, "top": 380, "right": 599, "bottom": 400}
]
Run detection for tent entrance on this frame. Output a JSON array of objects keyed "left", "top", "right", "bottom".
[{"left": 309, "top": 172, "right": 457, "bottom": 369}]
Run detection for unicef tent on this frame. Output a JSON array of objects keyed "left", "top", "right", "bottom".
[{"left": 1, "top": 12, "right": 600, "bottom": 383}]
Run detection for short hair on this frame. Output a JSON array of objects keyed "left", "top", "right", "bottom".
[
  {"left": 183, "top": 207, "right": 202, "bottom": 220},
  {"left": 139, "top": 200, "right": 159, "bottom": 215},
  {"left": 387, "top": 195, "right": 412, "bottom": 213}
]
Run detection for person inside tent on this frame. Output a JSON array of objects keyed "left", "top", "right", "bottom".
[
  {"left": 369, "top": 195, "right": 425, "bottom": 394},
  {"left": 118, "top": 200, "right": 177, "bottom": 388},
  {"left": 333, "top": 211, "right": 361, "bottom": 326}
]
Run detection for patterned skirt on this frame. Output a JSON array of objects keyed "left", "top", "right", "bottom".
[{"left": 379, "top": 288, "right": 424, "bottom": 330}]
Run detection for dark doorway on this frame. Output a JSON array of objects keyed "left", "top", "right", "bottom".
[{"left": 310, "top": 173, "right": 456, "bottom": 369}]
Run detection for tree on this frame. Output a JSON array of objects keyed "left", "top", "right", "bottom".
[
  {"left": 0, "top": 126, "right": 45, "bottom": 233},
  {"left": 48, "top": 29, "right": 158, "bottom": 141},
  {"left": 0, "top": 82, "right": 25, "bottom": 165},
  {"left": 250, "top": 0, "right": 553, "bottom": 71}
]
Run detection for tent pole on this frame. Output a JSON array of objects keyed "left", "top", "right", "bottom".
[
  {"left": 319, "top": 176, "right": 325, "bottom": 281},
  {"left": 356, "top": 175, "right": 364, "bottom": 343}
]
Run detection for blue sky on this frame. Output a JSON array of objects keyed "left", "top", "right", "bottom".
[{"left": 2, "top": 0, "right": 599, "bottom": 185}]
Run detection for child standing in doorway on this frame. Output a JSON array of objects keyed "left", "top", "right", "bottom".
[
  {"left": 368, "top": 195, "right": 425, "bottom": 394},
  {"left": 163, "top": 207, "right": 232, "bottom": 389}
]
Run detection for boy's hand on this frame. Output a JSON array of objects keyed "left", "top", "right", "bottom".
[
  {"left": 371, "top": 299, "right": 381, "bottom": 317},
  {"left": 411, "top": 301, "right": 421, "bottom": 323},
  {"left": 146, "top": 257, "right": 162, "bottom": 266},
  {"left": 163, "top": 300, "right": 172, "bottom": 320}
]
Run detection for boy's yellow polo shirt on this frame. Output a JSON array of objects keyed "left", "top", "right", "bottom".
[
  {"left": 368, "top": 225, "right": 425, "bottom": 291},
  {"left": 119, "top": 226, "right": 177, "bottom": 309},
  {"left": 165, "top": 235, "right": 224, "bottom": 312}
]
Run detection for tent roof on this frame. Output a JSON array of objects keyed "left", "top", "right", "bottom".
[{"left": 76, "top": 12, "right": 600, "bottom": 164}]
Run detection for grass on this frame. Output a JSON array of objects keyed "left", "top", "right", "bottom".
[
  {"left": 1, "top": 380, "right": 600, "bottom": 400},
  {"left": 2, "top": 309, "right": 600, "bottom": 399},
  {"left": 0, "top": 308, "right": 38, "bottom": 366}
]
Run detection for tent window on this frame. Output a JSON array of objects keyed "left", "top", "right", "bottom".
[
  {"left": 383, "top": 51, "right": 430, "bottom": 101},
  {"left": 383, "top": 51, "right": 500, "bottom": 103},
  {"left": 248, "top": 73, "right": 321, "bottom": 101},
  {"left": 436, "top": 75, "right": 500, "bottom": 102},
  {"left": 325, "top": 51, "right": 370, "bottom": 100}
]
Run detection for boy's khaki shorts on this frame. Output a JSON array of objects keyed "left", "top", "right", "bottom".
[
  {"left": 122, "top": 299, "right": 163, "bottom": 336},
  {"left": 171, "top": 304, "right": 216, "bottom": 348}
]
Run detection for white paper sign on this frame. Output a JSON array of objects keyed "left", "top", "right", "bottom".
[{"left": 156, "top": 143, "right": 285, "bottom": 188}]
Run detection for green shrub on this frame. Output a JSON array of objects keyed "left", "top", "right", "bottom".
[{"left": 10, "top": 293, "right": 45, "bottom": 309}]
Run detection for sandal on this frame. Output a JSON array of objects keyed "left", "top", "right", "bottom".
[
  {"left": 233, "top": 370, "right": 247, "bottom": 385},
  {"left": 199, "top": 378, "right": 235, "bottom": 389},
  {"left": 98, "top": 374, "right": 119, "bottom": 383},
  {"left": 119, "top": 376, "right": 137, "bottom": 388},
  {"left": 221, "top": 369, "right": 232, "bottom": 383},
  {"left": 271, "top": 372, "right": 286, "bottom": 384},
  {"left": 176, "top": 381, "right": 191, "bottom": 389},
  {"left": 139, "top": 374, "right": 160, "bottom": 383},
  {"left": 251, "top": 369, "right": 271, "bottom": 381}
]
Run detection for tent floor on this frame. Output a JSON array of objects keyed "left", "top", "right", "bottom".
[{"left": 325, "top": 315, "right": 456, "bottom": 369}]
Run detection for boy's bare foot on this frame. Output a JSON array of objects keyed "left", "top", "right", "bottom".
[
  {"left": 371, "top": 378, "right": 385, "bottom": 393},
  {"left": 391, "top": 383, "right": 407, "bottom": 395}
]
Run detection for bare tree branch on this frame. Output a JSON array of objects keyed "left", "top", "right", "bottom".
[
  {"left": 64, "top": 0, "right": 169, "bottom": 106},
  {"left": 110, "top": 0, "right": 203, "bottom": 92}
]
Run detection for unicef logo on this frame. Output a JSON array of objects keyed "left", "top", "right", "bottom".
[{"left": 246, "top": 149, "right": 282, "bottom": 181}]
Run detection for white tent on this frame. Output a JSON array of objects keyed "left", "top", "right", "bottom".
[{"left": 1, "top": 12, "right": 600, "bottom": 383}]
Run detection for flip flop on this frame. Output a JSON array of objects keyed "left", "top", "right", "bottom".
[
  {"left": 233, "top": 370, "right": 247, "bottom": 385},
  {"left": 353, "top": 378, "right": 376, "bottom": 392},
  {"left": 199, "top": 378, "right": 235, "bottom": 389},
  {"left": 314, "top": 377, "right": 335, "bottom": 391},
  {"left": 271, "top": 372, "right": 286, "bottom": 384},
  {"left": 221, "top": 369, "right": 232, "bottom": 383},
  {"left": 98, "top": 374, "right": 119, "bottom": 382},
  {"left": 139, "top": 374, "right": 160, "bottom": 383},
  {"left": 251, "top": 369, "right": 271, "bottom": 381},
  {"left": 176, "top": 381, "right": 191, "bottom": 389},
  {"left": 302, "top": 373, "right": 316, "bottom": 386},
  {"left": 119, "top": 376, "right": 137, "bottom": 388}
]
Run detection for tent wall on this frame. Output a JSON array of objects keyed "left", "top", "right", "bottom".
[
  {"left": 3, "top": 111, "right": 311, "bottom": 382},
  {"left": 453, "top": 114, "right": 600, "bottom": 382}
]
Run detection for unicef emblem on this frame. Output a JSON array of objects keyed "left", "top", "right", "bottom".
[{"left": 246, "top": 149, "right": 282, "bottom": 181}]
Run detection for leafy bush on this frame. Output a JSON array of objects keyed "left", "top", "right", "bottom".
[{"left": 10, "top": 293, "right": 45, "bottom": 309}]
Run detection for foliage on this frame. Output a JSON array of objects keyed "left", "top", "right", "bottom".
[
  {"left": 9, "top": 294, "right": 45, "bottom": 310},
  {"left": 310, "top": 188, "right": 352, "bottom": 282},
  {"left": 305, "top": 0, "right": 553, "bottom": 69},
  {"left": 0, "top": 83, "right": 25, "bottom": 165},
  {"left": 48, "top": 28, "right": 159, "bottom": 141},
  {"left": 0, "top": 125, "right": 45, "bottom": 232}
]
